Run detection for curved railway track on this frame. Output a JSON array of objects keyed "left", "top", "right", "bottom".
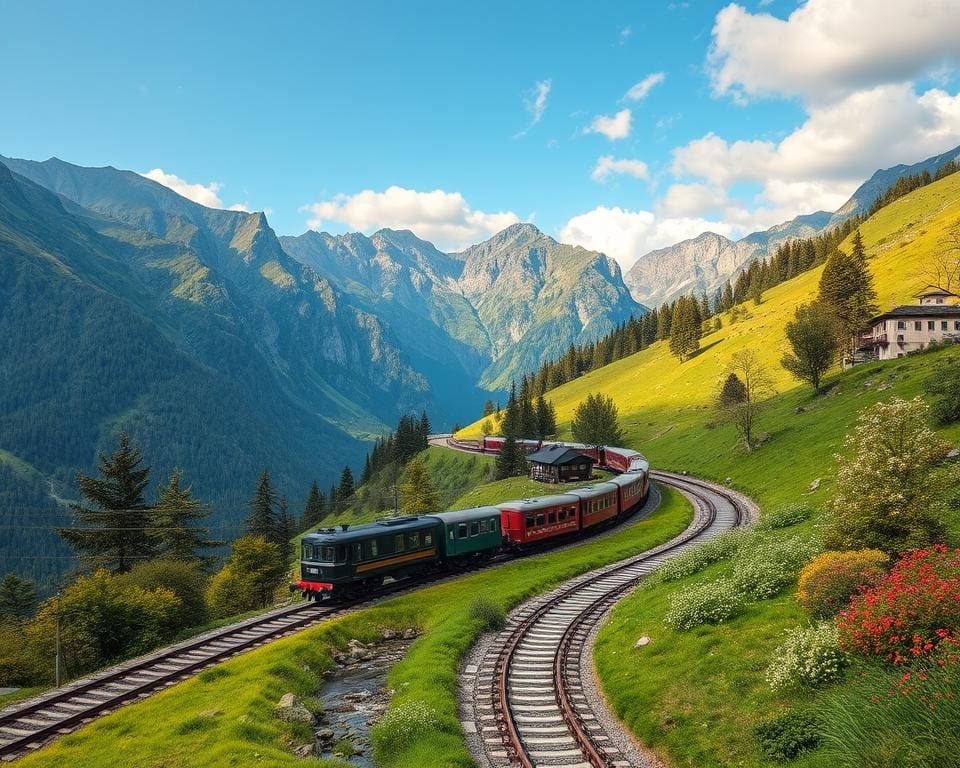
[{"left": 466, "top": 472, "right": 755, "bottom": 768}]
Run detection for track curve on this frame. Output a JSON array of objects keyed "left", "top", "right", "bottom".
[{"left": 464, "top": 473, "right": 755, "bottom": 768}]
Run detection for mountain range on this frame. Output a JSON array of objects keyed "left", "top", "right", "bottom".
[{"left": 624, "top": 144, "right": 960, "bottom": 307}]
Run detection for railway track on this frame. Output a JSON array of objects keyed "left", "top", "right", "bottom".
[
  {"left": 0, "top": 476, "right": 654, "bottom": 763},
  {"left": 465, "top": 472, "right": 754, "bottom": 768}
]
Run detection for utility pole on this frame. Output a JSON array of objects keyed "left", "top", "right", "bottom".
[
  {"left": 54, "top": 591, "right": 62, "bottom": 688},
  {"left": 392, "top": 484, "right": 399, "bottom": 517}
]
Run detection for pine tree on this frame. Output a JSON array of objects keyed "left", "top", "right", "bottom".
[
  {"left": 535, "top": 394, "right": 556, "bottom": 438},
  {"left": 495, "top": 435, "right": 522, "bottom": 480},
  {"left": 338, "top": 465, "right": 355, "bottom": 500},
  {"left": 501, "top": 382, "right": 520, "bottom": 438},
  {"left": 669, "top": 296, "right": 702, "bottom": 362},
  {"left": 300, "top": 481, "right": 326, "bottom": 530},
  {"left": 482, "top": 400, "right": 496, "bottom": 417},
  {"left": 657, "top": 303, "right": 673, "bottom": 339},
  {"left": 246, "top": 468, "right": 278, "bottom": 543},
  {"left": 399, "top": 458, "right": 441, "bottom": 516},
  {"left": 151, "top": 469, "right": 220, "bottom": 567},
  {"left": 818, "top": 237, "right": 878, "bottom": 352},
  {"left": 722, "top": 280, "right": 734, "bottom": 311},
  {"left": 276, "top": 496, "right": 296, "bottom": 560},
  {"left": 361, "top": 453, "right": 372, "bottom": 484},
  {"left": 418, "top": 411, "right": 431, "bottom": 449},
  {"left": 0, "top": 573, "right": 37, "bottom": 618},
  {"left": 328, "top": 483, "right": 339, "bottom": 516},
  {"left": 59, "top": 432, "right": 153, "bottom": 574},
  {"left": 748, "top": 266, "right": 764, "bottom": 305}
]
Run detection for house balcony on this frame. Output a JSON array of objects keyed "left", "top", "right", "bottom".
[{"left": 857, "top": 332, "right": 888, "bottom": 350}]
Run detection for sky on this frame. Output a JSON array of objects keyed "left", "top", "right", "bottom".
[{"left": 2, "top": 0, "right": 960, "bottom": 270}]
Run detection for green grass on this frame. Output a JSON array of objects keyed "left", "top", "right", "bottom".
[
  {"left": 17, "top": 487, "right": 692, "bottom": 768},
  {"left": 0, "top": 686, "right": 41, "bottom": 708}
]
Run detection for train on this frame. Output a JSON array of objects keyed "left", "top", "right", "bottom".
[{"left": 292, "top": 441, "right": 650, "bottom": 600}]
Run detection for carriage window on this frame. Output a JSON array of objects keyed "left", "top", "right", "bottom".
[
  {"left": 525, "top": 515, "right": 535, "bottom": 528},
  {"left": 353, "top": 543, "right": 363, "bottom": 561},
  {"left": 548, "top": 512, "right": 557, "bottom": 524},
  {"left": 558, "top": 509, "right": 566, "bottom": 521},
  {"left": 425, "top": 532, "right": 433, "bottom": 545},
  {"left": 490, "top": 517, "right": 498, "bottom": 531},
  {"left": 458, "top": 523, "right": 468, "bottom": 538},
  {"left": 302, "top": 544, "right": 309, "bottom": 560},
  {"left": 449, "top": 530, "right": 455, "bottom": 540},
  {"left": 479, "top": 519, "right": 488, "bottom": 533},
  {"left": 470, "top": 521, "right": 480, "bottom": 536},
  {"left": 536, "top": 514, "right": 545, "bottom": 526},
  {"left": 365, "top": 540, "right": 378, "bottom": 558},
  {"left": 409, "top": 532, "right": 421, "bottom": 548},
  {"left": 320, "top": 545, "right": 336, "bottom": 561},
  {"left": 394, "top": 534, "right": 406, "bottom": 552}
]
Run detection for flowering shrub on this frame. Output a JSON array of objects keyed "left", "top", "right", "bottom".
[
  {"left": 730, "top": 534, "right": 821, "bottom": 600},
  {"left": 756, "top": 502, "right": 813, "bottom": 531},
  {"left": 766, "top": 622, "right": 848, "bottom": 691},
  {"left": 648, "top": 529, "right": 750, "bottom": 585},
  {"left": 837, "top": 545, "right": 960, "bottom": 664},
  {"left": 664, "top": 579, "right": 746, "bottom": 631},
  {"left": 797, "top": 549, "right": 890, "bottom": 619},
  {"left": 372, "top": 700, "right": 443, "bottom": 753}
]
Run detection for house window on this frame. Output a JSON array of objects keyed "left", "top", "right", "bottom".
[
  {"left": 938, "top": 298, "right": 945, "bottom": 304},
  {"left": 915, "top": 321, "right": 923, "bottom": 331},
  {"left": 943, "top": 321, "right": 949, "bottom": 331},
  {"left": 897, "top": 321, "right": 906, "bottom": 330},
  {"left": 928, "top": 321, "right": 936, "bottom": 331},
  {"left": 955, "top": 321, "right": 960, "bottom": 331},
  {"left": 897, "top": 334, "right": 905, "bottom": 342}
]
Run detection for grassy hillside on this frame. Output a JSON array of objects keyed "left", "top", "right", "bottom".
[
  {"left": 457, "top": 170, "right": 960, "bottom": 502},
  {"left": 454, "top": 170, "right": 960, "bottom": 766}
]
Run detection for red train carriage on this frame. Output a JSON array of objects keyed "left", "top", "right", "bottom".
[
  {"left": 570, "top": 482, "right": 620, "bottom": 530},
  {"left": 608, "top": 472, "right": 647, "bottom": 513},
  {"left": 498, "top": 494, "right": 579, "bottom": 546}
]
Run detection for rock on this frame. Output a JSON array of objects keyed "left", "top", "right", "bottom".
[
  {"left": 634, "top": 636, "right": 651, "bottom": 648},
  {"left": 864, "top": 379, "right": 874, "bottom": 387},
  {"left": 293, "top": 744, "right": 315, "bottom": 759},
  {"left": 401, "top": 628, "right": 418, "bottom": 640},
  {"left": 379, "top": 628, "right": 398, "bottom": 640},
  {"left": 275, "top": 693, "right": 315, "bottom": 724},
  {"left": 755, "top": 432, "right": 771, "bottom": 446},
  {"left": 808, "top": 478, "right": 821, "bottom": 492},
  {"left": 947, "top": 448, "right": 960, "bottom": 461},
  {"left": 316, "top": 728, "right": 335, "bottom": 743},
  {"left": 794, "top": 406, "right": 806, "bottom": 414}
]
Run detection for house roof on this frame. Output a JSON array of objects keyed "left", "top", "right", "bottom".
[
  {"left": 526, "top": 444, "right": 594, "bottom": 466},
  {"left": 916, "top": 286, "right": 958, "bottom": 298},
  {"left": 871, "top": 305, "right": 960, "bottom": 321}
]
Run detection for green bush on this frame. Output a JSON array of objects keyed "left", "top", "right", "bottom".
[
  {"left": 120, "top": 560, "right": 209, "bottom": 630},
  {"left": 468, "top": 596, "right": 506, "bottom": 631},
  {"left": 731, "top": 533, "right": 821, "bottom": 600},
  {"left": 756, "top": 502, "right": 813, "bottom": 531},
  {"left": 765, "top": 622, "right": 848, "bottom": 691},
  {"left": 752, "top": 710, "right": 822, "bottom": 762},
  {"left": 372, "top": 700, "right": 443, "bottom": 754},
  {"left": 648, "top": 529, "right": 750, "bottom": 585},
  {"left": 664, "top": 579, "right": 746, "bottom": 631}
]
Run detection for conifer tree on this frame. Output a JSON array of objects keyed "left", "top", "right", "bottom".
[
  {"left": 151, "top": 469, "right": 220, "bottom": 567},
  {"left": 300, "top": 481, "right": 326, "bottom": 530},
  {"left": 0, "top": 573, "right": 37, "bottom": 618},
  {"left": 328, "top": 483, "right": 339, "bottom": 516},
  {"left": 818, "top": 235, "right": 878, "bottom": 352},
  {"left": 59, "top": 432, "right": 153, "bottom": 574},
  {"left": 276, "top": 496, "right": 296, "bottom": 560},
  {"left": 535, "top": 394, "right": 556, "bottom": 438},
  {"left": 495, "top": 435, "right": 522, "bottom": 480},
  {"left": 657, "top": 303, "right": 673, "bottom": 340},
  {"left": 246, "top": 468, "right": 278, "bottom": 543},
  {"left": 669, "top": 296, "right": 702, "bottom": 362},
  {"left": 338, "top": 465, "right": 355, "bottom": 500},
  {"left": 482, "top": 400, "right": 496, "bottom": 417},
  {"left": 399, "top": 458, "right": 441, "bottom": 516},
  {"left": 361, "top": 453, "right": 372, "bottom": 485}
]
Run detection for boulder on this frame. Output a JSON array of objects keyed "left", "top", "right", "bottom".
[
  {"left": 293, "top": 744, "right": 315, "bottom": 759},
  {"left": 634, "top": 636, "right": 652, "bottom": 648},
  {"left": 808, "top": 478, "right": 821, "bottom": 492},
  {"left": 275, "top": 693, "right": 315, "bottom": 724},
  {"left": 947, "top": 448, "right": 960, "bottom": 461},
  {"left": 316, "top": 728, "right": 335, "bottom": 743}
]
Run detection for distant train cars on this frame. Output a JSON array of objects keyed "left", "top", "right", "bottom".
[{"left": 292, "top": 441, "right": 650, "bottom": 600}]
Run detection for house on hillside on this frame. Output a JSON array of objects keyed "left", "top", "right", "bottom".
[
  {"left": 527, "top": 445, "right": 595, "bottom": 483},
  {"left": 852, "top": 287, "right": 960, "bottom": 363}
]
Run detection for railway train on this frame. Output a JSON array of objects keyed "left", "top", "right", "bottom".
[{"left": 293, "top": 441, "right": 650, "bottom": 600}]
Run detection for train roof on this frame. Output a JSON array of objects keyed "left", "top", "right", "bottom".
[
  {"left": 497, "top": 494, "right": 579, "bottom": 512},
  {"left": 423, "top": 506, "right": 502, "bottom": 525},
  {"left": 565, "top": 482, "right": 620, "bottom": 499},
  {"left": 607, "top": 473, "right": 645, "bottom": 488},
  {"left": 303, "top": 515, "right": 440, "bottom": 544}
]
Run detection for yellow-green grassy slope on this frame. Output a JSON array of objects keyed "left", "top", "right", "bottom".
[{"left": 458, "top": 170, "right": 960, "bottom": 506}]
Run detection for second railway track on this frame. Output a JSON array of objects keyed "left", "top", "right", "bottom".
[{"left": 465, "top": 473, "right": 755, "bottom": 768}]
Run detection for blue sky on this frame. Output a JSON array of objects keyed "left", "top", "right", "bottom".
[{"left": 2, "top": 0, "right": 959, "bottom": 268}]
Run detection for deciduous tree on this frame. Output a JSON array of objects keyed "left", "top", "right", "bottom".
[
  {"left": 780, "top": 302, "right": 839, "bottom": 393},
  {"left": 716, "top": 351, "right": 773, "bottom": 451},
  {"left": 205, "top": 535, "right": 284, "bottom": 619},
  {"left": 825, "top": 397, "right": 952, "bottom": 554},
  {"left": 571, "top": 393, "right": 623, "bottom": 446}
]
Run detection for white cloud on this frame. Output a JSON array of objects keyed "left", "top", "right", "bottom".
[
  {"left": 618, "top": 26, "right": 632, "bottom": 45},
  {"left": 710, "top": 0, "right": 960, "bottom": 104},
  {"left": 560, "top": 206, "right": 734, "bottom": 271},
  {"left": 658, "top": 183, "right": 728, "bottom": 217},
  {"left": 625, "top": 72, "right": 666, "bottom": 101},
  {"left": 302, "top": 186, "right": 520, "bottom": 251},
  {"left": 141, "top": 168, "right": 251, "bottom": 212},
  {"left": 673, "top": 84, "right": 960, "bottom": 217},
  {"left": 142, "top": 169, "right": 224, "bottom": 208},
  {"left": 515, "top": 79, "right": 552, "bottom": 138},
  {"left": 591, "top": 156, "right": 649, "bottom": 183},
  {"left": 584, "top": 109, "right": 632, "bottom": 140}
]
